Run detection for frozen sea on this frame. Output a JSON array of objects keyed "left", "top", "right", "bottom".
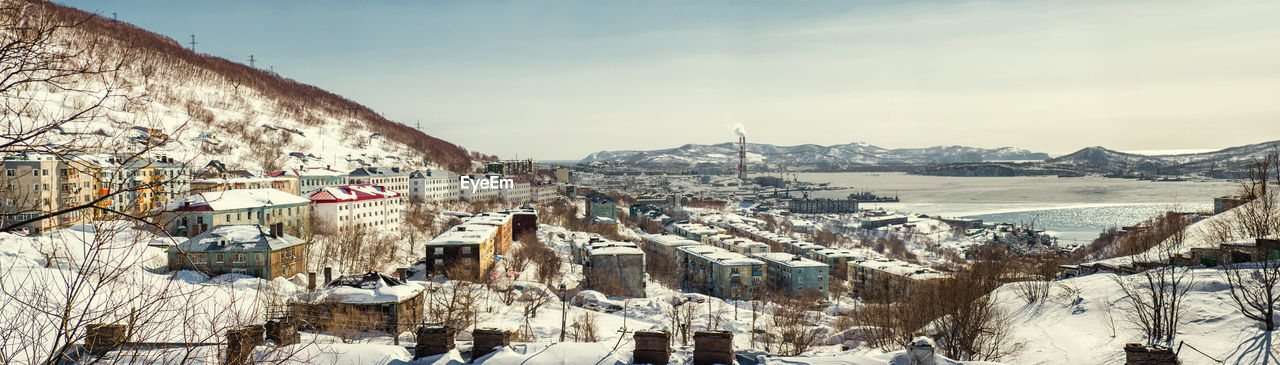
[{"left": 791, "top": 172, "right": 1238, "bottom": 244}]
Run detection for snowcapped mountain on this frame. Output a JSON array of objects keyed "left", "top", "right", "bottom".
[
  {"left": 580, "top": 142, "right": 1049, "bottom": 169},
  {"left": 1047, "top": 140, "right": 1280, "bottom": 175},
  {"left": 17, "top": 2, "right": 472, "bottom": 173}
]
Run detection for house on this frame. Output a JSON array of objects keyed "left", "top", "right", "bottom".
[
  {"left": 290, "top": 272, "right": 424, "bottom": 335},
  {"left": 267, "top": 166, "right": 348, "bottom": 195},
  {"left": 424, "top": 223, "right": 498, "bottom": 279},
  {"left": 675, "top": 245, "right": 766, "bottom": 300},
  {"left": 158, "top": 188, "right": 312, "bottom": 238},
  {"left": 585, "top": 193, "right": 617, "bottom": 220},
  {"left": 408, "top": 169, "right": 459, "bottom": 203},
  {"left": 166, "top": 224, "right": 306, "bottom": 279},
  {"left": 306, "top": 184, "right": 403, "bottom": 234},
  {"left": 0, "top": 154, "right": 100, "bottom": 233},
  {"left": 348, "top": 166, "right": 410, "bottom": 194},
  {"left": 752, "top": 252, "right": 829, "bottom": 297}
]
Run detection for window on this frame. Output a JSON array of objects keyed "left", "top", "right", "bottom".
[
  {"left": 232, "top": 253, "right": 246, "bottom": 263},
  {"left": 215, "top": 253, "right": 224, "bottom": 263},
  {"left": 433, "top": 247, "right": 443, "bottom": 255},
  {"left": 461, "top": 246, "right": 472, "bottom": 255}
]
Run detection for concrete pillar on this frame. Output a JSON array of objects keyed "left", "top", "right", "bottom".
[
  {"left": 396, "top": 267, "right": 408, "bottom": 282},
  {"left": 414, "top": 324, "right": 456, "bottom": 359},
  {"left": 632, "top": 330, "right": 671, "bottom": 365},
  {"left": 692, "top": 330, "right": 733, "bottom": 365}
]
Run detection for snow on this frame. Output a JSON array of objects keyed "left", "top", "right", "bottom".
[
  {"left": 993, "top": 267, "right": 1270, "bottom": 364},
  {"left": 307, "top": 279, "right": 425, "bottom": 304},
  {"left": 163, "top": 188, "right": 310, "bottom": 211}
]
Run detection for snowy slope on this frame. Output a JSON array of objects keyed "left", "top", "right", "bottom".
[
  {"left": 13, "top": 3, "right": 472, "bottom": 172},
  {"left": 994, "top": 269, "right": 1267, "bottom": 365}
]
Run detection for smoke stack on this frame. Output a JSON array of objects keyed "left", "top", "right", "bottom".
[{"left": 738, "top": 136, "right": 747, "bottom": 181}]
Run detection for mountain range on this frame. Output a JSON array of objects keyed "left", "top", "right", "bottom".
[
  {"left": 580, "top": 142, "right": 1049, "bottom": 170},
  {"left": 582, "top": 140, "right": 1280, "bottom": 176}
]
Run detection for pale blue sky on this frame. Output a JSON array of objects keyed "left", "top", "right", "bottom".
[{"left": 59, "top": 1, "right": 1280, "bottom": 159}]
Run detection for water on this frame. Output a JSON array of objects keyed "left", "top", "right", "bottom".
[{"left": 788, "top": 172, "right": 1239, "bottom": 244}]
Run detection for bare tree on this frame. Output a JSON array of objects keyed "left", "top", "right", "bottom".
[
  {"left": 769, "top": 297, "right": 822, "bottom": 356},
  {"left": 1113, "top": 220, "right": 1195, "bottom": 345},
  {"left": 1217, "top": 152, "right": 1280, "bottom": 331}
]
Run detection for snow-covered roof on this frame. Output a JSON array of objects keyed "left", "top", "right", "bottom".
[
  {"left": 306, "top": 184, "right": 399, "bottom": 203},
  {"left": 169, "top": 225, "right": 303, "bottom": 252},
  {"left": 427, "top": 224, "right": 498, "bottom": 246},
  {"left": 678, "top": 245, "right": 763, "bottom": 266},
  {"left": 641, "top": 234, "right": 700, "bottom": 248},
  {"left": 853, "top": 258, "right": 947, "bottom": 280},
  {"left": 267, "top": 167, "right": 347, "bottom": 177},
  {"left": 163, "top": 188, "right": 310, "bottom": 212},
  {"left": 306, "top": 272, "right": 424, "bottom": 304},
  {"left": 753, "top": 252, "right": 828, "bottom": 268}
]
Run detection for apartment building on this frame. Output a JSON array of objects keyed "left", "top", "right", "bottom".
[
  {"left": 572, "top": 236, "right": 646, "bottom": 297},
  {"left": 407, "top": 169, "right": 458, "bottom": 203},
  {"left": 848, "top": 258, "right": 947, "bottom": 300},
  {"left": 166, "top": 224, "right": 307, "bottom": 279},
  {"left": 702, "top": 233, "right": 770, "bottom": 255},
  {"left": 267, "top": 166, "right": 348, "bottom": 194},
  {"left": 348, "top": 166, "right": 410, "bottom": 194},
  {"left": 159, "top": 188, "right": 311, "bottom": 238},
  {"left": 1, "top": 154, "right": 99, "bottom": 233},
  {"left": 752, "top": 252, "right": 829, "bottom": 297},
  {"left": 424, "top": 223, "right": 498, "bottom": 279},
  {"left": 675, "top": 245, "right": 765, "bottom": 300},
  {"left": 306, "top": 184, "right": 403, "bottom": 233},
  {"left": 190, "top": 176, "right": 300, "bottom": 196}
]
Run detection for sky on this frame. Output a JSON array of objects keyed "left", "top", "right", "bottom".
[{"left": 58, "top": 0, "right": 1280, "bottom": 160}]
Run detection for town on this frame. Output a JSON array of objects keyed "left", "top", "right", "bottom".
[{"left": 4, "top": 1, "right": 1280, "bottom": 365}]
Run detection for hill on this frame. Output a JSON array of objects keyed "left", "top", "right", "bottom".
[{"left": 11, "top": 1, "right": 472, "bottom": 172}]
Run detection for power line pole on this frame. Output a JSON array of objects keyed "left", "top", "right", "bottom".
[
  {"left": 248, "top": 55, "right": 256, "bottom": 68},
  {"left": 112, "top": 12, "right": 117, "bottom": 21},
  {"left": 188, "top": 34, "right": 198, "bottom": 52}
]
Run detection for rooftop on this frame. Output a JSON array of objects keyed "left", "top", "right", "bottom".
[
  {"left": 170, "top": 225, "right": 303, "bottom": 252},
  {"left": 163, "top": 188, "right": 310, "bottom": 212},
  {"left": 753, "top": 252, "right": 829, "bottom": 268}
]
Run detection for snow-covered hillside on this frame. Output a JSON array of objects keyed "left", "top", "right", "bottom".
[
  {"left": 993, "top": 268, "right": 1267, "bottom": 364},
  {"left": 12, "top": 2, "right": 472, "bottom": 173}
]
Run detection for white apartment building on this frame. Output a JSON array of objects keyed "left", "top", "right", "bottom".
[
  {"left": 306, "top": 184, "right": 403, "bottom": 233},
  {"left": 408, "top": 169, "right": 459, "bottom": 203}
]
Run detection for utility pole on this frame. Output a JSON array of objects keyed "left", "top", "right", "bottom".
[
  {"left": 112, "top": 12, "right": 117, "bottom": 21},
  {"left": 248, "top": 54, "right": 256, "bottom": 68},
  {"left": 188, "top": 34, "right": 198, "bottom": 52},
  {"left": 559, "top": 283, "right": 567, "bottom": 341}
]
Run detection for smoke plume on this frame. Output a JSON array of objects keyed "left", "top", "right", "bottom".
[{"left": 731, "top": 123, "right": 746, "bottom": 138}]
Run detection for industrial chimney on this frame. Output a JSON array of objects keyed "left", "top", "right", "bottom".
[{"left": 738, "top": 136, "right": 746, "bottom": 181}]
